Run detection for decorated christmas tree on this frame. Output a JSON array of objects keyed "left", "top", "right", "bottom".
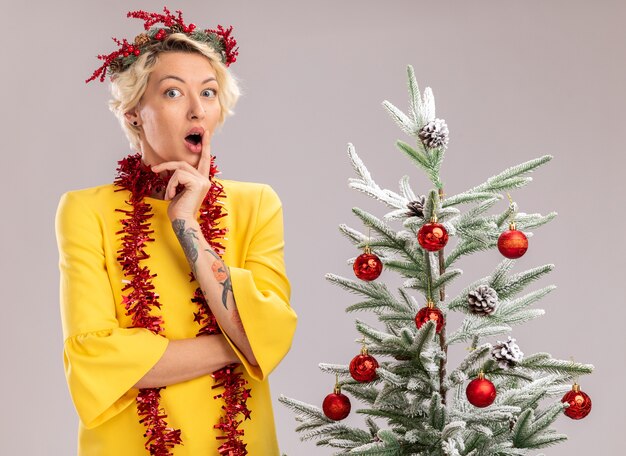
[{"left": 279, "top": 66, "right": 593, "bottom": 455}]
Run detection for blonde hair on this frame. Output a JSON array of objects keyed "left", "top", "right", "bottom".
[{"left": 108, "top": 33, "right": 241, "bottom": 151}]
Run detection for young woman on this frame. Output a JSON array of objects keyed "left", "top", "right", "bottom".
[{"left": 55, "top": 8, "right": 297, "bottom": 455}]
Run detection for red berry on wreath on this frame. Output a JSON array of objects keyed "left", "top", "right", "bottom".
[
  {"left": 498, "top": 222, "right": 528, "bottom": 259},
  {"left": 353, "top": 246, "right": 383, "bottom": 281},
  {"left": 561, "top": 383, "right": 592, "bottom": 420},
  {"left": 322, "top": 381, "right": 351, "bottom": 421},
  {"left": 418, "top": 216, "right": 448, "bottom": 252},
  {"left": 415, "top": 301, "right": 445, "bottom": 333},
  {"left": 349, "top": 344, "right": 379, "bottom": 383},
  {"left": 466, "top": 372, "right": 496, "bottom": 407}
]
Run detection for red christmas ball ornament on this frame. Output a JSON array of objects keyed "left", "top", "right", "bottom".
[
  {"left": 497, "top": 223, "right": 528, "bottom": 259},
  {"left": 353, "top": 247, "right": 383, "bottom": 281},
  {"left": 322, "top": 383, "right": 351, "bottom": 421},
  {"left": 349, "top": 346, "right": 379, "bottom": 383},
  {"left": 415, "top": 301, "right": 445, "bottom": 333},
  {"left": 466, "top": 373, "right": 497, "bottom": 407},
  {"left": 418, "top": 217, "right": 449, "bottom": 252},
  {"left": 562, "top": 383, "right": 592, "bottom": 420}
]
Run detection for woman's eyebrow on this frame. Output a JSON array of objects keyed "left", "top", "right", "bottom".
[{"left": 159, "top": 75, "right": 217, "bottom": 84}]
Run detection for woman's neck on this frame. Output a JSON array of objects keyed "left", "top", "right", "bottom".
[{"left": 140, "top": 155, "right": 170, "bottom": 199}]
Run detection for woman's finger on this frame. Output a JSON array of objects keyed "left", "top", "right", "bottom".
[
  {"left": 197, "top": 138, "right": 212, "bottom": 178},
  {"left": 164, "top": 169, "right": 190, "bottom": 200},
  {"left": 151, "top": 160, "right": 199, "bottom": 176},
  {"left": 164, "top": 170, "right": 181, "bottom": 200},
  {"left": 164, "top": 169, "right": 209, "bottom": 200}
]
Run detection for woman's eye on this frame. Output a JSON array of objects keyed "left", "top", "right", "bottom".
[
  {"left": 165, "top": 89, "right": 182, "bottom": 98},
  {"left": 201, "top": 88, "right": 217, "bottom": 97}
]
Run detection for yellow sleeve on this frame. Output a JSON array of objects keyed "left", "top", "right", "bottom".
[
  {"left": 225, "top": 185, "right": 298, "bottom": 381},
  {"left": 56, "top": 191, "right": 169, "bottom": 429}
]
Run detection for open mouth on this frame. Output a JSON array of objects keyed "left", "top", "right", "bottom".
[{"left": 185, "top": 133, "right": 202, "bottom": 146}]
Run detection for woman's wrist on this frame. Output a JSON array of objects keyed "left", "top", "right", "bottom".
[
  {"left": 210, "top": 333, "right": 241, "bottom": 366},
  {"left": 171, "top": 216, "right": 200, "bottom": 227},
  {"left": 133, "top": 335, "right": 239, "bottom": 389}
]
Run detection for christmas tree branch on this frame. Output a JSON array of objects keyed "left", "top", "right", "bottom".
[
  {"left": 512, "top": 403, "right": 568, "bottom": 449},
  {"left": 299, "top": 423, "right": 372, "bottom": 445},
  {"left": 325, "top": 274, "right": 399, "bottom": 308},
  {"left": 444, "top": 239, "right": 492, "bottom": 268},
  {"left": 444, "top": 343, "right": 492, "bottom": 390},
  {"left": 496, "top": 287, "right": 554, "bottom": 319},
  {"left": 343, "top": 383, "right": 378, "bottom": 405},
  {"left": 442, "top": 191, "right": 501, "bottom": 208},
  {"left": 490, "top": 264, "right": 556, "bottom": 299},
  {"left": 348, "top": 144, "right": 407, "bottom": 210},
  {"left": 429, "top": 391, "right": 446, "bottom": 430},
  {"left": 519, "top": 353, "right": 594, "bottom": 378},
  {"left": 319, "top": 363, "right": 351, "bottom": 376},
  {"left": 398, "top": 175, "right": 416, "bottom": 202},
  {"left": 448, "top": 319, "right": 512, "bottom": 345},
  {"left": 449, "top": 287, "right": 551, "bottom": 343},
  {"left": 382, "top": 101, "right": 417, "bottom": 138},
  {"left": 278, "top": 395, "right": 333, "bottom": 423},
  {"left": 339, "top": 430, "right": 403, "bottom": 455},
  {"left": 407, "top": 64, "right": 428, "bottom": 129},
  {"left": 451, "top": 404, "right": 520, "bottom": 427}
]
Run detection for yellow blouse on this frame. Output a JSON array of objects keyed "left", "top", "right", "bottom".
[{"left": 55, "top": 179, "right": 297, "bottom": 455}]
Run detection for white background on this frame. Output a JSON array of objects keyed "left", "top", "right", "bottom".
[{"left": 1, "top": 0, "right": 624, "bottom": 454}]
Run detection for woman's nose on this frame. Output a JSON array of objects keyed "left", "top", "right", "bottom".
[{"left": 188, "top": 95, "right": 205, "bottom": 120}]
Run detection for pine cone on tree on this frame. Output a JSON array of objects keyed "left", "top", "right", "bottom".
[
  {"left": 418, "top": 118, "right": 449, "bottom": 149},
  {"left": 406, "top": 195, "right": 426, "bottom": 218},
  {"left": 467, "top": 285, "right": 498, "bottom": 315},
  {"left": 492, "top": 336, "right": 524, "bottom": 369}
]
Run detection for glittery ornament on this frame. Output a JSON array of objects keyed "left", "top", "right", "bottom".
[
  {"left": 562, "top": 383, "right": 592, "bottom": 420},
  {"left": 415, "top": 301, "right": 445, "bottom": 333},
  {"left": 497, "top": 223, "right": 528, "bottom": 259},
  {"left": 418, "top": 219, "right": 449, "bottom": 252},
  {"left": 323, "top": 382, "right": 351, "bottom": 421},
  {"left": 349, "top": 345, "right": 379, "bottom": 383},
  {"left": 466, "top": 373, "right": 496, "bottom": 408},
  {"left": 353, "top": 246, "right": 383, "bottom": 281}
]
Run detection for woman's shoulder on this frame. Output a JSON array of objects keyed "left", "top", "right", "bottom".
[
  {"left": 57, "top": 184, "right": 128, "bottom": 214},
  {"left": 60, "top": 183, "right": 120, "bottom": 199},
  {"left": 217, "top": 178, "right": 282, "bottom": 207}
]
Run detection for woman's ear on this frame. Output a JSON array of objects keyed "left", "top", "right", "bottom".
[{"left": 124, "top": 108, "right": 141, "bottom": 126}]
